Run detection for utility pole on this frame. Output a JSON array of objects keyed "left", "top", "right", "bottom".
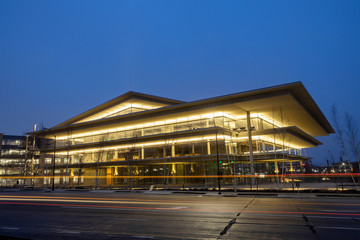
[
  {"left": 31, "top": 124, "right": 37, "bottom": 185},
  {"left": 215, "top": 122, "right": 221, "bottom": 195},
  {"left": 44, "top": 128, "right": 56, "bottom": 191},
  {"left": 246, "top": 112, "right": 255, "bottom": 185}
]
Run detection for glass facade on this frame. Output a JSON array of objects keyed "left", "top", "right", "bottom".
[
  {"left": 31, "top": 85, "right": 331, "bottom": 189},
  {"left": 55, "top": 116, "right": 282, "bottom": 147},
  {"left": 33, "top": 112, "right": 309, "bottom": 190},
  {"left": 0, "top": 135, "right": 40, "bottom": 187}
]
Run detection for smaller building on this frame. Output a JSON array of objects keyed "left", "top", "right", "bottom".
[
  {"left": 0, "top": 133, "right": 39, "bottom": 187},
  {"left": 331, "top": 158, "right": 357, "bottom": 173}
]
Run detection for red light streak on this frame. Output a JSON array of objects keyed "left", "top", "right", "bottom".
[
  {"left": 1, "top": 173, "right": 359, "bottom": 179},
  {"left": 1, "top": 201, "right": 360, "bottom": 216}
]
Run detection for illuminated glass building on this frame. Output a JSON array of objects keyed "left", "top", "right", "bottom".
[
  {"left": 31, "top": 82, "right": 334, "bottom": 188},
  {"left": 0, "top": 134, "right": 26, "bottom": 182},
  {"left": 0, "top": 134, "right": 40, "bottom": 187}
]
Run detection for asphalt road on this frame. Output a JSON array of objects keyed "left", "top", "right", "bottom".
[{"left": 0, "top": 190, "right": 359, "bottom": 239}]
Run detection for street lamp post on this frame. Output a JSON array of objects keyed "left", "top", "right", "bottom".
[
  {"left": 45, "top": 128, "right": 56, "bottom": 191},
  {"left": 214, "top": 121, "right": 221, "bottom": 195}
]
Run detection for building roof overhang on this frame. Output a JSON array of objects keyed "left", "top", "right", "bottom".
[
  {"left": 53, "top": 91, "right": 185, "bottom": 128},
  {"left": 31, "top": 82, "right": 334, "bottom": 138},
  {"left": 235, "top": 126, "right": 322, "bottom": 148}
]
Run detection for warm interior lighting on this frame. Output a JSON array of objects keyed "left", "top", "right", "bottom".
[
  {"left": 56, "top": 112, "right": 234, "bottom": 140},
  {"left": 76, "top": 103, "right": 159, "bottom": 124},
  {"left": 55, "top": 112, "right": 285, "bottom": 140},
  {"left": 56, "top": 135, "right": 228, "bottom": 155},
  {"left": 250, "top": 113, "right": 283, "bottom": 128},
  {"left": 54, "top": 134, "right": 301, "bottom": 155}
]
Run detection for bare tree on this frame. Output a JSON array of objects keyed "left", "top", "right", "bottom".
[
  {"left": 332, "top": 104, "right": 349, "bottom": 160},
  {"left": 73, "top": 154, "right": 84, "bottom": 187},
  {"left": 21, "top": 134, "right": 40, "bottom": 188},
  {"left": 270, "top": 107, "right": 279, "bottom": 187},
  {"left": 63, "top": 125, "right": 72, "bottom": 189},
  {"left": 94, "top": 134, "right": 108, "bottom": 190},
  {"left": 331, "top": 103, "right": 359, "bottom": 189},
  {"left": 345, "top": 113, "right": 360, "bottom": 171}
]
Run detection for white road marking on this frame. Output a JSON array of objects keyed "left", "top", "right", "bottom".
[
  {"left": 308, "top": 215, "right": 353, "bottom": 219},
  {"left": 60, "top": 230, "right": 80, "bottom": 234},
  {"left": 61, "top": 205, "right": 194, "bottom": 213},
  {"left": 316, "top": 226, "right": 360, "bottom": 231},
  {"left": 61, "top": 206, "right": 152, "bottom": 211},
  {"left": 0, "top": 197, "right": 186, "bottom": 206},
  {"left": 2, "top": 227, "right": 19, "bottom": 230},
  {"left": 114, "top": 218, "right": 149, "bottom": 221},
  {"left": 318, "top": 209, "right": 360, "bottom": 213},
  {"left": 130, "top": 235, "right": 154, "bottom": 239},
  {"left": 241, "top": 213, "right": 302, "bottom": 218},
  {"left": 165, "top": 206, "right": 189, "bottom": 209}
]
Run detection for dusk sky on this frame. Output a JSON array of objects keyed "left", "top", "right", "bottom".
[{"left": 1, "top": 0, "right": 359, "bottom": 165}]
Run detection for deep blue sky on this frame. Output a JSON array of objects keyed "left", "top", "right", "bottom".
[{"left": 1, "top": 0, "right": 359, "bottom": 165}]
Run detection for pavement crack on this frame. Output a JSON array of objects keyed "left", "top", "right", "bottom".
[
  {"left": 217, "top": 217, "right": 237, "bottom": 239},
  {"left": 293, "top": 199, "right": 319, "bottom": 239},
  {"left": 217, "top": 198, "right": 255, "bottom": 239},
  {"left": 243, "top": 198, "right": 255, "bottom": 210},
  {"left": 302, "top": 215, "right": 317, "bottom": 234}
]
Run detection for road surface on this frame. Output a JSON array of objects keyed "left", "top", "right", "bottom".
[{"left": 0, "top": 190, "right": 359, "bottom": 239}]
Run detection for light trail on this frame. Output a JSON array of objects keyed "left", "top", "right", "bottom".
[
  {"left": 0, "top": 195, "right": 249, "bottom": 207},
  {"left": 1, "top": 201, "right": 360, "bottom": 216},
  {"left": 1, "top": 195, "right": 360, "bottom": 207},
  {"left": 253, "top": 200, "right": 360, "bottom": 206},
  {"left": 0, "top": 197, "right": 243, "bottom": 207},
  {"left": 1, "top": 173, "right": 360, "bottom": 180},
  {"left": 0, "top": 195, "right": 194, "bottom": 203},
  {"left": 0, "top": 197, "right": 196, "bottom": 206}
]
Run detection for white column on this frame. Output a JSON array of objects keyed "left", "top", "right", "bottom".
[
  {"left": 246, "top": 111, "right": 255, "bottom": 183},
  {"left": 290, "top": 161, "right": 294, "bottom": 172},
  {"left": 262, "top": 142, "right": 266, "bottom": 153},
  {"left": 207, "top": 140, "right": 211, "bottom": 155},
  {"left": 172, "top": 144, "right": 175, "bottom": 157},
  {"left": 227, "top": 142, "right": 232, "bottom": 154},
  {"left": 171, "top": 163, "right": 176, "bottom": 174},
  {"left": 274, "top": 161, "right": 279, "bottom": 174}
]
